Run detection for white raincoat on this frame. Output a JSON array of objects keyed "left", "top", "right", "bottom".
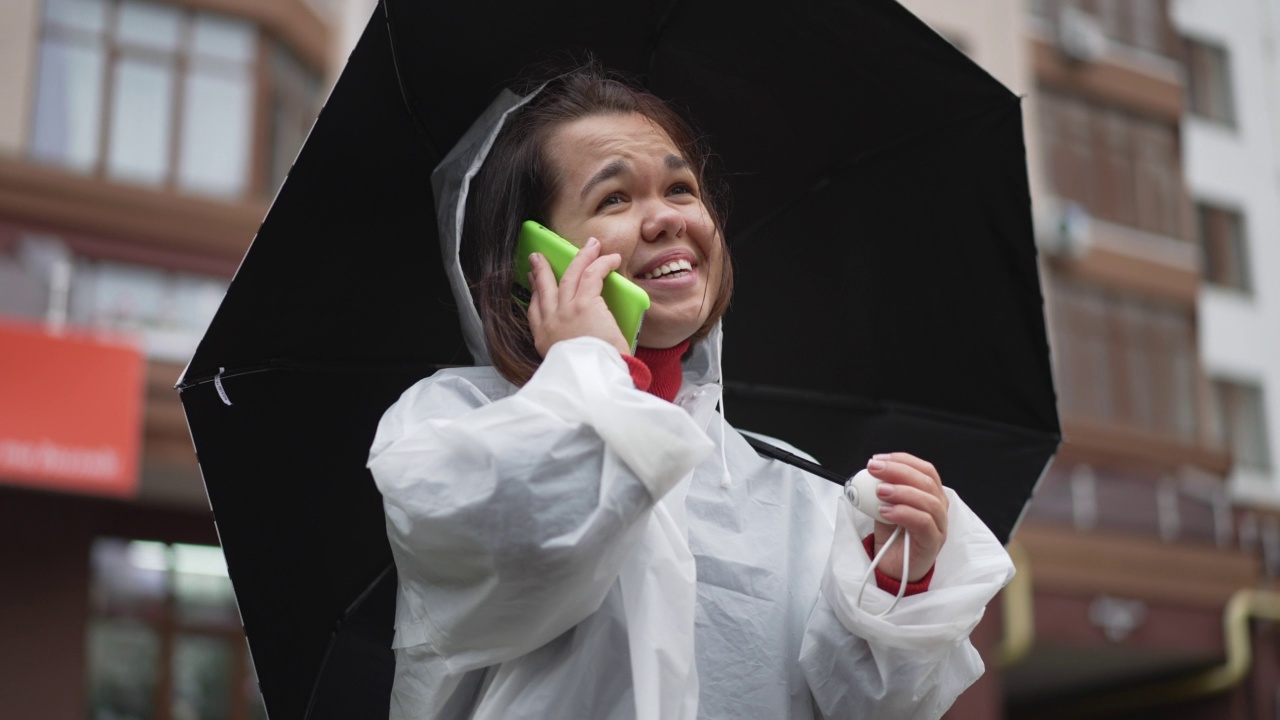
[{"left": 367, "top": 90, "right": 1015, "bottom": 720}]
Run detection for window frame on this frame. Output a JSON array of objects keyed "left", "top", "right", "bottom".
[
  {"left": 87, "top": 536, "right": 266, "bottom": 720},
  {"left": 1195, "top": 200, "right": 1252, "bottom": 293},
  {"left": 28, "top": 0, "right": 321, "bottom": 202},
  {"left": 1049, "top": 274, "right": 1202, "bottom": 441},
  {"left": 1038, "top": 88, "right": 1188, "bottom": 240},
  {"left": 1184, "top": 35, "right": 1238, "bottom": 127},
  {"left": 1209, "top": 378, "right": 1272, "bottom": 473}
]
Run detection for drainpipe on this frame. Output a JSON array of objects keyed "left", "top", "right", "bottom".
[{"left": 999, "top": 541, "right": 1034, "bottom": 668}]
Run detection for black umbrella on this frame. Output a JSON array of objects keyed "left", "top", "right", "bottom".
[{"left": 177, "top": 1, "right": 1058, "bottom": 718}]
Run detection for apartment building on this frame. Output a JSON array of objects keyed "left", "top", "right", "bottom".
[
  {"left": 0, "top": 0, "right": 337, "bottom": 717},
  {"left": 1175, "top": 0, "right": 1280, "bottom": 552},
  {"left": 902, "top": 1, "right": 1280, "bottom": 718},
  {"left": 1011, "top": 1, "right": 1275, "bottom": 717}
]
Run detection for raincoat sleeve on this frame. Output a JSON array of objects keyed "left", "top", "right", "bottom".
[
  {"left": 368, "top": 336, "right": 714, "bottom": 672},
  {"left": 799, "top": 490, "right": 1014, "bottom": 720}
]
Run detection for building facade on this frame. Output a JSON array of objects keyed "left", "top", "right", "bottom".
[
  {"left": 1176, "top": 0, "right": 1280, "bottom": 543},
  {"left": 902, "top": 0, "right": 1280, "bottom": 717},
  {"left": 0, "top": 0, "right": 337, "bottom": 717}
]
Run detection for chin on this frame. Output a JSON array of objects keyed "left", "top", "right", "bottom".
[
  {"left": 637, "top": 328, "right": 685, "bottom": 350},
  {"left": 637, "top": 316, "right": 706, "bottom": 350},
  {"left": 636, "top": 335, "right": 685, "bottom": 350}
]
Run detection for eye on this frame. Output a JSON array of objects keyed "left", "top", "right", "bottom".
[
  {"left": 668, "top": 182, "right": 697, "bottom": 197},
  {"left": 596, "top": 192, "right": 625, "bottom": 210}
]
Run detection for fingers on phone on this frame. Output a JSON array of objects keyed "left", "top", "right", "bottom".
[
  {"left": 560, "top": 237, "right": 600, "bottom": 298},
  {"left": 578, "top": 253, "right": 622, "bottom": 299},
  {"left": 529, "top": 254, "right": 558, "bottom": 312}
]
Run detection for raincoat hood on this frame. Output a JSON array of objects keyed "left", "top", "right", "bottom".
[
  {"left": 429, "top": 88, "right": 533, "bottom": 367},
  {"left": 428, "top": 88, "right": 724, "bottom": 388}
]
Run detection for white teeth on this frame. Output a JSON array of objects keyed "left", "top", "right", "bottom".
[{"left": 643, "top": 259, "right": 695, "bottom": 279}]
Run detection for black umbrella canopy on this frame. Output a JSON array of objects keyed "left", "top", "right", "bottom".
[
  {"left": 382, "top": 0, "right": 1058, "bottom": 534},
  {"left": 719, "top": 94, "right": 1057, "bottom": 539},
  {"left": 178, "top": 1, "right": 1058, "bottom": 718}
]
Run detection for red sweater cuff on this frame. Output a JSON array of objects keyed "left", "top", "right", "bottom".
[
  {"left": 862, "top": 533, "right": 933, "bottom": 596},
  {"left": 621, "top": 354, "right": 652, "bottom": 392}
]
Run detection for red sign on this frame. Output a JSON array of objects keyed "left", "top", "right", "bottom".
[{"left": 0, "top": 318, "right": 144, "bottom": 498}]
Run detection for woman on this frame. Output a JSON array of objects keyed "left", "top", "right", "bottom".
[{"left": 368, "top": 64, "right": 1013, "bottom": 719}]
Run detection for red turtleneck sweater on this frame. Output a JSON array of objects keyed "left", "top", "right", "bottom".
[
  {"left": 620, "top": 343, "right": 931, "bottom": 595},
  {"left": 622, "top": 341, "right": 689, "bottom": 402}
]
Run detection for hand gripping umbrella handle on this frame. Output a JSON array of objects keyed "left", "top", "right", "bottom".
[{"left": 741, "top": 436, "right": 909, "bottom": 616}]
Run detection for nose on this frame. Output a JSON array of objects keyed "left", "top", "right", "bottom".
[{"left": 640, "top": 200, "right": 685, "bottom": 243}]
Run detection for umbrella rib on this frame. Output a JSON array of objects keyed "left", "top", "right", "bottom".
[
  {"left": 643, "top": 0, "right": 686, "bottom": 84},
  {"left": 380, "top": 0, "right": 440, "bottom": 157},
  {"left": 176, "top": 359, "right": 459, "bottom": 391},
  {"left": 724, "top": 380, "right": 1062, "bottom": 442},
  {"left": 734, "top": 97, "right": 1023, "bottom": 247},
  {"left": 303, "top": 563, "right": 397, "bottom": 720}
]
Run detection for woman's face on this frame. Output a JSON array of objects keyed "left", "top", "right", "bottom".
[{"left": 544, "top": 112, "right": 723, "bottom": 349}]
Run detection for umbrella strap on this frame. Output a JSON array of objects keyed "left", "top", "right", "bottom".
[{"left": 855, "top": 526, "right": 909, "bottom": 617}]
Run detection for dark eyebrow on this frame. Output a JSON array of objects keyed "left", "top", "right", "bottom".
[
  {"left": 580, "top": 160, "right": 629, "bottom": 201},
  {"left": 578, "top": 155, "right": 694, "bottom": 201}
]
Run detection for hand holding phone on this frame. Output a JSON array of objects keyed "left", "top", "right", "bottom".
[{"left": 514, "top": 221, "right": 650, "bottom": 353}]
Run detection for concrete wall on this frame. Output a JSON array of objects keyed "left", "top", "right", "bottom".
[
  {"left": 0, "top": 0, "right": 40, "bottom": 158},
  {"left": 1176, "top": 0, "right": 1280, "bottom": 507},
  {"left": 330, "top": 0, "right": 374, "bottom": 86},
  {"left": 0, "top": 490, "right": 93, "bottom": 719}
]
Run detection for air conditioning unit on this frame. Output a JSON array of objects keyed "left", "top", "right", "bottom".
[
  {"left": 1057, "top": 5, "right": 1107, "bottom": 63},
  {"left": 1034, "top": 198, "right": 1092, "bottom": 257}
]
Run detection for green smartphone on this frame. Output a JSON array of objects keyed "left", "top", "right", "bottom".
[{"left": 512, "top": 220, "right": 650, "bottom": 352}]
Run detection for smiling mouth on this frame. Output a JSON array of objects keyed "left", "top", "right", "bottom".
[{"left": 640, "top": 259, "right": 694, "bottom": 280}]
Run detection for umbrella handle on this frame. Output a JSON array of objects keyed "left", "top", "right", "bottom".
[
  {"left": 743, "top": 435, "right": 912, "bottom": 613},
  {"left": 842, "top": 469, "right": 882, "bottom": 518}
]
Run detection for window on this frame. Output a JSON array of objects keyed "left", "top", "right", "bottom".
[
  {"left": 1049, "top": 277, "right": 1199, "bottom": 439},
  {"left": 1051, "top": 278, "right": 1114, "bottom": 421},
  {"left": 69, "top": 257, "right": 228, "bottom": 362},
  {"left": 1196, "top": 202, "right": 1251, "bottom": 291},
  {"left": 1029, "top": 0, "right": 1176, "bottom": 59},
  {"left": 1210, "top": 380, "right": 1272, "bottom": 472},
  {"left": 1097, "top": 0, "right": 1168, "bottom": 56},
  {"left": 29, "top": 0, "right": 320, "bottom": 200},
  {"left": 88, "top": 538, "right": 267, "bottom": 720},
  {"left": 1185, "top": 38, "right": 1236, "bottom": 126},
  {"left": 267, "top": 42, "right": 323, "bottom": 194},
  {"left": 1, "top": 231, "right": 228, "bottom": 362},
  {"left": 1038, "top": 89, "right": 1185, "bottom": 239}
]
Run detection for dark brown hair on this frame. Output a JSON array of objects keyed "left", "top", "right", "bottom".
[{"left": 461, "top": 62, "right": 733, "bottom": 386}]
